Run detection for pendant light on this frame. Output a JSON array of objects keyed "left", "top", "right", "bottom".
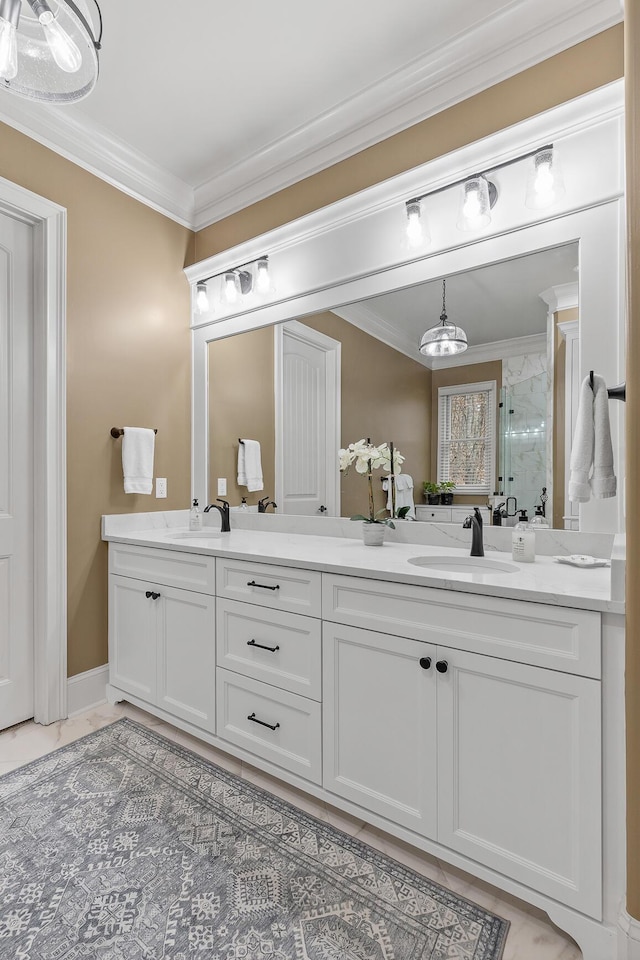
[
  {"left": 419, "top": 279, "right": 468, "bottom": 358},
  {"left": 0, "top": 0, "right": 101, "bottom": 103}
]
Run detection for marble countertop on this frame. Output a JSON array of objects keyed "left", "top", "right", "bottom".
[{"left": 102, "top": 514, "right": 623, "bottom": 615}]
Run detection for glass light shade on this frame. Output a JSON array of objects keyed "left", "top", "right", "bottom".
[
  {"left": 525, "top": 147, "right": 565, "bottom": 209},
  {"left": 405, "top": 199, "right": 430, "bottom": 247},
  {"left": 0, "top": 15, "right": 18, "bottom": 79},
  {"left": 1, "top": 0, "right": 99, "bottom": 102},
  {"left": 196, "top": 282, "right": 209, "bottom": 314},
  {"left": 458, "top": 175, "right": 492, "bottom": 231},
  {"left": 419, "top": 322, "right": 468, "bottom": 357},
  {"left": 255, "top": 257, "right": 271, "bottom": 294},
  {"left": 223, "top": 271, "right": 240, "bottom": 304}
]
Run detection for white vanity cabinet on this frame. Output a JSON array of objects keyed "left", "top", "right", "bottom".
[
  {"left": 108, "top": 544, "right": 216, "bottom": 732},
  {"left": 322, "top": 573, "right": 603, "bottom": 917}
]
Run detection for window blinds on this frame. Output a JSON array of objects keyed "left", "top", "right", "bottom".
[{"left": 437, "top": 381, "right": 496, "bottom": 494}]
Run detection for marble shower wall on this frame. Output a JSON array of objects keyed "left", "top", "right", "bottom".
[{"left": 501, "top": 353, "right": 549, "bottom": 520}]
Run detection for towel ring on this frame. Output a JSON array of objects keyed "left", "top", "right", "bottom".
[{"left": 588, "top": 371, "right": 626, "bottom": 402}]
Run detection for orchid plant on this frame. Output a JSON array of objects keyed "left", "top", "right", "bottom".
[{"left": 339, "top": 439, "right": 409, "bottom": 524}]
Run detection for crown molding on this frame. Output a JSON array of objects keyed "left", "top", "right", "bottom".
[
  {"left": 539, "top": 281, "right": 579, "bottom": 312},
  {"left": 0, "top": 0, "right": 621, "bottom": 231},
  {"left": 331, "top": 303, "right": 430, "bottom": 368},
  {"left": 431, "top": 332, "right": 548, "bottom": 369},
  {"left": 0, "top": 97, "right": 194, "bottom": 227},
  {"left": 192, "top": 0, "right": 622, "bottom": 230}
]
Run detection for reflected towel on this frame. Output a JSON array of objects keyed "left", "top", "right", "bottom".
[
  {"left": 238, "top": 439, "right": 264, "bottom": 492},
  {"left": 382, "top": 473, "right": 415, "bottom": 518},
  {"left": 122, "top": 427, "right": 155, "bottom": 495},
  {"left": 569, "top": 374, "right": 616, "bottom": 502}
]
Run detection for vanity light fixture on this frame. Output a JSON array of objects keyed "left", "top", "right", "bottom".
[
  {"left": 0, "top": 0, "right": 102, "bottom": 102},
  {"left": 194, "top": 254, "right": 271, "bottom": 315},
  {"left": 419, "top": 278, "right": 468, "bottom": 358},
  {"left": 525, "top": 146, "right": 565, "bottom": 209}
]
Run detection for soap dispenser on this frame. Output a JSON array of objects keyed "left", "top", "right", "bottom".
[
  {"left": 239, "top": 497, "right": 248, "bottom": 512},
  {"left": 530, "top": 505, "right": 550, "bottom": 529},
  {"left": 511, "top": 509, "right": 535, "bottom": 562},
  {"left": 189, "top": 498, "right": 202, "bottom": 531}
]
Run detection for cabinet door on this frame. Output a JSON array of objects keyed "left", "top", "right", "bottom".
[
  {"left": 437, "top": 648, "right": 601, "bottom": 917},
  {"left": 157, "top": 585, "right": 216, "bottom": 733},
  {"left": 109, "top": 575, "right": 157, "bottom": 703},
  {"left": 323, "top": 622, "right": 437, "bottom": 837}
]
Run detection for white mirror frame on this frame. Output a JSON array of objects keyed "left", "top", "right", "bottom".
[{"left": 187, "top": 81, "right": 625, "bottom": 534}]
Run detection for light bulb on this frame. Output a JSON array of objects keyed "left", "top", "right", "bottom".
[
  {"left": 223, "top": 272, "right": 239, "bottom": 304},
  {"left": 458, "top": 176, "right": 493, "bottom": 231},
  {"left": 463, "top": 186, "right": 481, "bottom": 222},
  {"left": 196, "top": 282, "right": 209, "bottom": 314},
  {"left": 525, "top": 147, "right": 564, "bottom": 210},
  {"left": 406, "top": 200, "right": 424, "bottom": 246},
  {"left": 39, "top": 10, "right": 82, "bottom": 73},
  {"left": 255, "top": 257, "right": 270, "bottom": 294},
  {"left": 0, "top": 16, "right": 18, "bottom": 80}
]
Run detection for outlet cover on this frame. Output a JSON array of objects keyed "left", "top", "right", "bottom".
[
  {"left": 217, "top": 478, "right": 227, "bottom": 496},
  {"left": 156, "top": 477, "right": 167, "bottom": 498}
]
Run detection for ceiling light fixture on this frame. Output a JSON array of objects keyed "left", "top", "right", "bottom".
[
  {"left": 0, "top": 0, "right": 101, "bottom": 103},
  {"left": 525, "top": 146, "right": 565, "bottom": 209},
  {"left": 419, "top": 278, "right": 468, "bottom": 358},
  {"left": 194, "top": 255, "right": 271, "bottom": 315},
  {"left": 458, "top": 174, "right": 497, "bottom": 231}
]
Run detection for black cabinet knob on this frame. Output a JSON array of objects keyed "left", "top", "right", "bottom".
[
  {"left": 151, "top": 592, "right": 161, "bottom": 600},
  {"left": 419, "top": 657, "right": 432, "bottom": 670},
  {"left": 145, "top": 590, "right": 152, "bottom": 599},
  {"left": 436, "top": 660, "right": 449, "bottom": 674}
]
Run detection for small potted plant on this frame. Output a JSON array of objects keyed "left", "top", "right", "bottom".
[
  {"left": 339, "top": 439, "right": 407, "bottom": 545},
  {"left": 423, "top": 482, "right": 440, "bottom": 506},
  {"left": 439, "top": 481, "right": 456, "bottom": 505}
]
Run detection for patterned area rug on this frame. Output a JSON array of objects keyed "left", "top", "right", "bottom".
[{"left": 0, "top": 719, "right": 509, "bottom": 958}]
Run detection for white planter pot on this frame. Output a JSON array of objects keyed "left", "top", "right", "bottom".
[{"left": 362, "top": 522, "right": 385, "bottom": 546}]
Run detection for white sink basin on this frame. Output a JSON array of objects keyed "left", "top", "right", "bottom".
[
  {"left": 164, "top": 530, "right": 222, "bottom": 539},
  {"left": 408, "top": 555, "right": 519, "bottom": 574}
]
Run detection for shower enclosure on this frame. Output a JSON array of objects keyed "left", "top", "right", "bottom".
[{"left": 498, "top": 371, "right": 548, "bottom": 521}]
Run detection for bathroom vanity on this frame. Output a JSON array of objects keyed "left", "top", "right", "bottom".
[{"left": 103, "top": 511, "right": 625, "bottom": 960}]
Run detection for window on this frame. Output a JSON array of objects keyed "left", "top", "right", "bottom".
[{"left": 437, "top": 380, "right": 496, "bottom": 494}]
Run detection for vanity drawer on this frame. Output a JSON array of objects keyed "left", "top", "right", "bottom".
[
  {"left": 322, "top": 574, "right": 601, "bottom": 678},
  {"left": 416, "top": 506, "right": 452, "bottom": 523},
  {"left": 216, "top": 668, "right": 321, "bottom": 784},
  {"left": 216, "top": 599, "right": 322, "bottom": 700},
  {"left": 216, "top": 558, "right": 322, "bottom": 617},
  {"left": 109, "top": 542, "right": 215, "bottom": 594}
]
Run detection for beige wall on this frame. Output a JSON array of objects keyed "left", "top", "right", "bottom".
[
  {"left": 207, "top": 313, "right": 431, "bottom": 517},
  {"left": 430, "top": 362, "right": 502, "bottom": 506},
  {"left": 193, "top": 26, "right": 623, "bottom": 263},
  {"left": 305, "top": 313, "right": 431, "bottom": 518},
  {"left": 0, "top": 123, "right": 194, "bottom": 677}
]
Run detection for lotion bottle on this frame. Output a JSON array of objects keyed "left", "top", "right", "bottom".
[
  {"left": 511, "top": 510, "right": 535, "bottom": 562},
  {"left": 189, "top": 498, "right": 202, "bottom": 531}
]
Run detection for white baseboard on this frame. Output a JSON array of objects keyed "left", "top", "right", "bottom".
[
  {"left": 618, "top": 908, "right": 640, "bottom": 960},
  {"left": 67, "top": 664, "right": 109, "bottom": 717}
]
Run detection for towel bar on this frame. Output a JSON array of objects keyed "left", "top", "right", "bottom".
[
  {"left": 588, "top": 371, "right": 626, "bottom": 402},
  {"left": 111, "top": 427, "right": 158, "bottom": 438}
]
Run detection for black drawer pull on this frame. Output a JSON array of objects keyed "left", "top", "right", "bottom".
[
  {"left": 247, "top": 580, "right": 280, "bottom": 591},
  {"left": 436, "top": 660, "right": 448, "bottom": 674},
  {"left": 247, "top": 639, "right": 280, "bottom": 653},
  {"left": 247, "top": 712, "right": 280, "bottom": 731},
  {"left": 419, "top": 657, "right": 432, "bottom": 670}
]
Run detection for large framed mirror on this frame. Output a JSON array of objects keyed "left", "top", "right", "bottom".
[{"left": 189, "top": 85, "right": 624, "bottom": 534}]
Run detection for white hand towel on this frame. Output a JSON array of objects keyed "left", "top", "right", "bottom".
[
  {"left": 382, "top": 473, "right": 415, "bottom": 518},
  {"left": 569, "top": 374, "right": 616, "bottom": 502},
  {"left": 122, "top": 427, "right": 155, "bottom": 495},
  {"left": 238, "top": 439, "right": 264, "bottom": 492}
]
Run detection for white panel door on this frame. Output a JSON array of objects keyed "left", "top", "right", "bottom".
[
  {"left": 109, "top": 575, "right": 157, "bottom": 704},
  {"left": 157, "top": 585, "right": 216, "bottom": 732},
  {"left": 437, "top": 648, "right": 602, "bottom": 917},
  {"left": 323, "top": 622, "right": 437, "bottom": 837},
  {"left": 0, "top": 213, "right": 33, "bottom": 730},
  {"left": 276, "top": 321, "right": 340, "bottom": 516}
]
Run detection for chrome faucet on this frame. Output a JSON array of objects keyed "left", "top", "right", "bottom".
[
  {"left": 258, "top": 496, "right": 277, "bottom": 513},
  {"left": 204, "top": 498, "right": 231, "bottom": 532},
  {"left": 462, "top": 507, "right": 484, "bottom": 557}
]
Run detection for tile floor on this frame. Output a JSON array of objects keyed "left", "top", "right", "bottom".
[{"left": 0, "top": 702, "right": 582, "bottom": 959}]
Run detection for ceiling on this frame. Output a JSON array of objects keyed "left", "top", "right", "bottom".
[
  {"left": 334, "top": 243, "right": 579, "bottom": 363},
  {"left": 0, "top": 0, "right": 622, "bottom": 228}
]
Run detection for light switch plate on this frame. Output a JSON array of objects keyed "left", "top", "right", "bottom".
[
  {"left": 156, "top": 477, "right": 167, "bottom": 498},
  {"left": 217, "top": 478, "right": 227, "bottom": 496}
]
